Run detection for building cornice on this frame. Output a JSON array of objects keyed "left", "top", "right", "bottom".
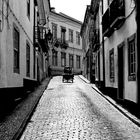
[{"left": 50, "top": 11, "right": 82, "bottom": 25}]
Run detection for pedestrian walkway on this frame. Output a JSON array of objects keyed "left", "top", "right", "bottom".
[
  {"left": 78, "top": 75, "right": 140, "bottom": 127},
  {"left": 20, "top": 76, "right": 140, "bottom": 140},
  {"left": 0, "top": 77, "right": 51, "bottom": 140}
]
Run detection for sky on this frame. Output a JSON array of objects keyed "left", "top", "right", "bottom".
[{"left": 50, "top": 0, "right": 91, "bottom": 22}]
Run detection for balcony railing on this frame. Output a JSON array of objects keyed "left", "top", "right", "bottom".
[
  {"left": 34, "top": 26, "right": 48, "bottom": 53},
  {"left": 61, "top": 40, "right": 69, "bottom": 49},
  {"left": 102, "top": 0, "right": 125, "bottom": 37},
  {"left": 52, "top": 38, "right": 69, "bottom": 49},
  {"left": 53, "top": 38, "right": 61, "bottom": 48}
]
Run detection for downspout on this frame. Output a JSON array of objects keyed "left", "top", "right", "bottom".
[
  {"left": 102, "top": 0, "right": 105, "bottom": 89},
  {"left": 33, "top": 4, "right": 36, "bottom": 79},
  {"left": 136, "top": 0, "right": 140, "bottom": 104}
]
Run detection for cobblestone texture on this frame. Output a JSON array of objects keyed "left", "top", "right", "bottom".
[{"left": 20, "top": 76, "right": 140, "bottom": 140}]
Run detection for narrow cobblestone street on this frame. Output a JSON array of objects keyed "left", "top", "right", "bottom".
[{"left": 20, "top": 76, "right": 140, "bottom": 140}]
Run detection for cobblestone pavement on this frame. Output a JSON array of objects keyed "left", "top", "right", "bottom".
[{"left": 20, "top": 76, "right": 140, "bottom": 140}]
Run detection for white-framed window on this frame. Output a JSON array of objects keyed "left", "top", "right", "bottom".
[
  {"left": 61, "top": 52, "right": 66, "bottom": 67},
  {"left": 69, "top": 54, "right": 74, "bottom": 67},
  {"left": 26, "top": 42, "right": 30, "bottom": 77},
  {"left": 109, "top": 48, "right": 115, "bottom": 82},
  {"left": 61, "top": 27, "right": 66, "bottom": 43},
  {"left": 27, "top": 0, "right": 30, "bottom": 19},
  {"left": 76, "top": 55, "right": 81, "bottom": 69},
  {"left": 52, "top": 50, "right": 57, "bottom": 66},
  {"left": 13, "top": 25, "right": 20, "bottom": 73},
  {"left": 76, "top": 31, "right": 80, "bottom": 45},
  {"left": 128, "top": 33, "right": 136, "bottom": 81},
  {"left": 52, "top": 23, "right": 57, "bottom": 39},
  {"left": 69, "top": 29, "right": 73, "bottom": 43}
]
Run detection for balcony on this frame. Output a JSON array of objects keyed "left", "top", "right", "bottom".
[
  {"left": 52, "top": 38, "right": 69, "bottom": 49},
  {"left": 34, "top": 26, "right": 48, "bottom": 53},
  {"left": 61, "top": 40, "right": 69, "bottom": 49},
  {"left": 102, "top": 0, "right": 125, "bottom": 37},
  {"left": 53, "top": 38, "right": 61, "bottom": 48}
]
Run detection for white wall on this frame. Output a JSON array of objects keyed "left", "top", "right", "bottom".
[
  {"left": 49, "top": 12, "right": 83, "bottom": 73},
  {"left": 0, "top": 0, "right": 35, "bottom": 88},
  {"left": 104, "top": 0, "right": 137, "bottom": 103}
]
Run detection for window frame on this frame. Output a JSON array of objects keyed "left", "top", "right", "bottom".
[
  {"left": 128, "top": 33, "right": 136, "bottom": 81},
  {"left": 76, "top": 55, "right": 81, "bottom": 69},
  {"left": 26, "top": 41, "right": 30, "bottom": 77},
  {"left": 52, "top": 23, "right": 57, "bottom": 40},
  {"left": 52, "top": 50, "right": 58, "bottom": 66},
  {"left": 76, "top": 31, "right": 80, "bottom": 45},
  {"left": 69, "top": 54, "right": 74, "bottom": 68},
  {"left": 109, "top": 48, "right": 115, "bottom": 82},
  {"left": 27, "top": 0, "right": 30, "bottom": 20},
  {"left": 61, "top": 52, "right": 66, "bottom": 67},
  {"left": 13, "top": 24, "right": 20, "bottom": 74},
  {"left": 69, "top": 29, "right": 73, "bottom": 43},
  {"left": 61, "top": 27, "right": 66, "bottom": 43}
]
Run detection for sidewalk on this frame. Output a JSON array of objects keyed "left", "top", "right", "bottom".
[
  {"left": 0, "top": 77, "right": 51, "bottom": 140},
  {"left": 78, "top": 75, "right": 140, "bottom": 127}
]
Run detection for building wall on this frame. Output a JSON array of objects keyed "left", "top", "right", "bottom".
[
  {"left": 80, "top": 5, "right": 93, "bottom": 81},
  {"left": 103, "top": 0, "right": 137, "bottom": 103},
  {"left": 95, "top": 1, "right": 104, "bottom": 84},
  {"left": 0, "top": 0, "right": 35, "bottom": 88},
  {"left": 49, "top": 12, "right": 83, "bottom": 75},
  {"left": 81, "top": 25, "right": 89, "bottom": 78}
]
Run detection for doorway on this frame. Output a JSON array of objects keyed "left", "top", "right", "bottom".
[{"left": 118, "top": 42, "right": 124, "bottom": 99}]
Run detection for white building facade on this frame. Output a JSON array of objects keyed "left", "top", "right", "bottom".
[
  {"left": 0, "top": 0, "right": 34, "bottom": 88},
  {"left": 0, "top": 0, "right": 51, "bottom": 103},
  {"left": 102, "top": 0, "right": 138, "bottom": 103},
  {"left": 48, "top": 11, "right": 83, "bottom": 75}
]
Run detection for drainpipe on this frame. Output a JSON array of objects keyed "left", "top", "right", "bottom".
[
  {"left": 33, "top": 5, "right": 36, "bottom": 79},
  {"left": 102, "top": 37, "right": 105, "bottom": 89},
  {"left": 102, "top": 0, "right": 105, "bottom": 89},
  {"left": 136, "top": 0, "right": 140, "bottom": 105}
]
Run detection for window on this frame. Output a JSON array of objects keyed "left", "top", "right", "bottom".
[
  {"left": 69, "top": 54, "right": 74, "bottom": 68},
  {"left": 69, "top": 29, "right": 73, "bottom": 43},
  {"left": 128, "top": 34, "right": 136, "bottom": 81},
  {"left": 76, "top": 55, "right": 81, "bottom": 69},
  {"left": 52, "top": 50, "right": 57, "bottom": 66},
  {"left": 76, "top": 31, "right": 80, "bottom": 45},
  {"left": 109, "top": 49, "right": 115, "bottom": 82},
  {"left": 61, "top": 52, "right": 66, "bottom": 67},
  {"left": 52, "top": 23, "right": 57, "bottom": 39},
  {"left": 33, "top": 47, "right": 36, "bottom": 78},
  {"left": 26, "top": 42, "right": 30, "bottom": 77},
  {"left": 61, "top": 27, "right": 66, "bottom": 43},
  {"left": 27, "top": 0, "right": 30, "bottom": 19},
  {"left": 13, "top": 26, "right": 20, "bottom": 73},
  {"left": 95, "top": 54, "right": 99, "bottom": 79}
]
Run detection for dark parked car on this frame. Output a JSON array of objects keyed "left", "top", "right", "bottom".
[{"left": 62, "top": 66, "right": 74, "bottom": 83}]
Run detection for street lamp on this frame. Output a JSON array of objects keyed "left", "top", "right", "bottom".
[{"left": 45, "top": 29, "right": 53, "bottom": 41}]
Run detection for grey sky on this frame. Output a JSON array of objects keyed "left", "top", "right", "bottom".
[{"left": 50, "top": 0, "right": 91, "bottom": 22}]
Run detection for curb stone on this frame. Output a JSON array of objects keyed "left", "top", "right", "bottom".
[
  {"left": 11, "top": 78, "right": 51, "bottom": 140},
  {"left": 78, "top": 75, "right": 140, "bottom": 127}
]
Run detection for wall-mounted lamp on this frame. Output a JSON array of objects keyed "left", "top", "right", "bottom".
[
  {"left": 34, "top": 42, "right": 40, "bottom": 51},
  {"left": 45, "top": 29, "right": 53, "bottom": 41}
]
